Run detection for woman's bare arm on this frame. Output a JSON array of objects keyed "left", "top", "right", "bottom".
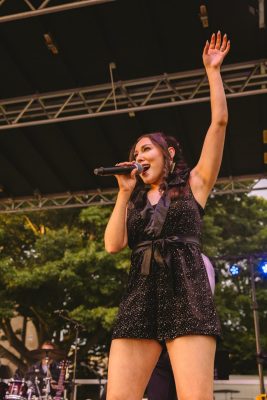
[{"left": 190, "top": 32, "right": 230, "bottom": 208}]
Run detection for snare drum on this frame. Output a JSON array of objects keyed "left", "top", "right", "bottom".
[{"left": 5, "top": 380, "right": 27, "bottom": 400}]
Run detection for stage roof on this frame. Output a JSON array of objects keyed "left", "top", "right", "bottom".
[{"left": 0, "top": 0, "right": 267, "bottom": 211}]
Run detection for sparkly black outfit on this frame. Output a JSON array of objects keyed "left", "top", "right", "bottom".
[{"left": 112, "top": 169, "right": 221, "bottom": 341}]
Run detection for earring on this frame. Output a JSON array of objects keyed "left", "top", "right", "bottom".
[{"left": 170, "top": 160, "right": 176, "bottom": 173}]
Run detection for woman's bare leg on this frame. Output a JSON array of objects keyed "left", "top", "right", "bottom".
[
  {"left": 166, "top": 335, "right": 216, "bottom": 400},
  {"left": 107, "top": 338, "right": 162, "bottom": 400}
]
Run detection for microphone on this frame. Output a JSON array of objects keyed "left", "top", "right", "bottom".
[{"left": 94, "top": 162, "right": 143, "bottom": 176}]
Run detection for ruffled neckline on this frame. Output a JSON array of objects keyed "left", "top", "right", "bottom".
[{"left": 139, "top": 168, "right": 190, "bottom": 238}]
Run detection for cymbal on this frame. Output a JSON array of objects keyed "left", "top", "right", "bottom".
[{"left": 29, "top": 349, "right": 66, "bottom": 361}]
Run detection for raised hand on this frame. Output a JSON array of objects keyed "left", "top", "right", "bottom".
[{"left": 203, "top": 31, "right": 230, "bottom": 70}]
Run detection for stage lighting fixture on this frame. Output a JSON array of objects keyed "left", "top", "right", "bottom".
[
  {"left": 229, "top": 264, "right": 240, "bottom": 276},
  {"left": 258, "top": 260, "right": 267, "bottom": 275},
  {"left": 44, "top": 33, "right": 59, "bottom": 55},
  {"left": 199, "top": 5, "right": 209, "bottom": 28}
]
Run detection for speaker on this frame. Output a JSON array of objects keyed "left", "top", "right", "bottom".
[{"left": 214, "top": 350, "right": 230, "bottom": 380}]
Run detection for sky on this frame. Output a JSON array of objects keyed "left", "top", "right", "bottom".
[{"left": 248, "top": 179, "right": 267, "bottom": 200}]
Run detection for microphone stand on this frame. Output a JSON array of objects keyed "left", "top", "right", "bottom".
[
  {"left": 43, "top": 357, "right": 51, "bottom": 400},
  {"left": 56, "top": 311, "right": 86, "bottom": 400}
]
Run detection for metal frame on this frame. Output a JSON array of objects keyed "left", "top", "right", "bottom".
[
  {"left": 0, "top": 0, "right": 115, "bottom": 23},
  {"left": 0, "top": 189, "right": 118, "bottom": 214},
  {"left": 0, "top": 175, "right": 266, "bottom": 213},
  {"left": 0, "top": 59, "right": 267, "bottom": 130}
]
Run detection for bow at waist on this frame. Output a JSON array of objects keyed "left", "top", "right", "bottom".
[{"left": 133, "top": 235, "right": 200, "bottom": 275}]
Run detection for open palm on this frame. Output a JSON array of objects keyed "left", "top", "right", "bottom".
[{"left": 203, "top": 31, "right": 230, "bottom": 69}]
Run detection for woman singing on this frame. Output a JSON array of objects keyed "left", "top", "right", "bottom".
[{"left": 104, "top": 31, "right": 230, "bottom": 400}]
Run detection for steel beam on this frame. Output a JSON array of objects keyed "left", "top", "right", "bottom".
[
  {"left": 0, "top": 60, "right": 267, "bottom": 131},
  {"left": 0, "top": 189, "right": 118, "bottom": 213},
  {"left": 0, "top": 0, "right": 115, "bottom": 23},
  {"left": 0, "top": 175, "right": 266, "bottom": 213}
]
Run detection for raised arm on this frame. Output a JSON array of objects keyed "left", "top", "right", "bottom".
[{"left": 190, "top": 31, "right": 230, "bottom": 208}]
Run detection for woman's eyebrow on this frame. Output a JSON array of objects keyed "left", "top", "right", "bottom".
[
  {"left": 135, "top": 144, "right": 151, "bottom": 152},
  {"left": 134, "top": 143, "right": 152, "bottom": 157}
]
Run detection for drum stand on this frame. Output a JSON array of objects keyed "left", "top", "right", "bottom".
[
  {"left": 44, "top": 357, "right": 51, "bottom": 400},
  {"left": 34, "top": 375, "right": 43, "bottom": 400}
]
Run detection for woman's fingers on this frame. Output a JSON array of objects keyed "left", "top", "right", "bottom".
[
  {"left": 215, "top": 31, "right": 221, "bottom": 49},
  {"left": 115, "top": 161, "right": 136, "bottom": 167},
  {"left": 220, "top": 34, "right": 228, "bottom": 51},
  {"left": 204, "top": 32, "right": 230, "bottom": 54},
  {"left": 203, "top": 40, "right": 210, "bottom": 56},
  {"left": 224, "top": 39, "right": 231, "bottom": 55},
  {"left": 209, "top": 33, "right": 216, "bottom": 49}
]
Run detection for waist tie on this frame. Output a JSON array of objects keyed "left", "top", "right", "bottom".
[{"left": 133, "top": 235, "right": 200, "bottom": 276}]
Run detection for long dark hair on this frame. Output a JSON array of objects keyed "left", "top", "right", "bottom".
[{"left": 129, "top": 132, "right": 188, "bottom": 204}]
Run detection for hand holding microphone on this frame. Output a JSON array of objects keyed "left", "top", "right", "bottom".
[
  {"left": 94, "top": 161, "right": 143, "bottom": 193},
  {"left": 94, "top": 162, "right": 143, "bottom": 176}
]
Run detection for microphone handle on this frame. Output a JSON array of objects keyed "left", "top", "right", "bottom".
[{"left": 94, "top": 165, "right": 135, "bottom": 176}]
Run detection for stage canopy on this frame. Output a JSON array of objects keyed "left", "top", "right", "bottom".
[{"left": 0, "top": 0, "right": 266, "bottom": 212}]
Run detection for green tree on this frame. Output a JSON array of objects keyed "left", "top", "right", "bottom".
[
  {"left": 0, "top": 207, "right": 130, "bottom": 371},
  {"left": 203, "top": 194, "right": 267, "bottom": 373}
]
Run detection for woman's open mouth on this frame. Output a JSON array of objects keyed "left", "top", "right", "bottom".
[{"left": 141, "top": 164, "right": 150, "bottom": 175}]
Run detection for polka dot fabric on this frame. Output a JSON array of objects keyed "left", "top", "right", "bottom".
[{"left": 112, "top": 172, "right": 221, "bottom": 341}]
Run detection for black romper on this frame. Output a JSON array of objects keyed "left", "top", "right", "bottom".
[{"left": 112, "top": 169, "right": 221, "bottom": 341}]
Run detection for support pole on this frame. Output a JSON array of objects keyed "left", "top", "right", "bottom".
[{"left": 249, "top": 259, "right": 266, "bottom": 394}]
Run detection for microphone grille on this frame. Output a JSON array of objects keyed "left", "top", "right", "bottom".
[
  {"left": 94, "top": 167, "right": 103, "bottom": 176},
  {"left": 134, "top": 162, "right": 143, "bottom": 174}
]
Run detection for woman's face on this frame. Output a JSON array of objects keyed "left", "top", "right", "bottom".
[{"left": 134, "top": 137, "right": 165, "bottom": 186}]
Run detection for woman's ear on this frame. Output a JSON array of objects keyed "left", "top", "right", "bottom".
[{"left": 168, "top": 147, "right": 175, "bottom": 160}]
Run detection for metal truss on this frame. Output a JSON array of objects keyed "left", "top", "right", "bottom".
[
  {"left": 0, "top": 189, "right": 118, "bottom": 214},
  {"left": 0, "top": 59, "right": 267, "bottom": 130},
  {"left": 0, "top": 175, "right": 266, "bottom": 214},
  {"left": 0, "top": 0, "right": 115, "bottom": 23},
  {"left": 212, "top": 175, "right": 267, "bottom": 196}
]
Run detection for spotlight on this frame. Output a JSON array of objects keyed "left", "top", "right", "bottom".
[
  {"left": 229, "top": 264, "right": 240, "bottom": 276},
  {"left": 44, "top": 33, "right": 59, "bottom": 55},
  {"left": 258, "top": 260, "right": 267, "bottom": 275},
  {"left": 199, "top": 5, "right": 209, "bottom": 28}
]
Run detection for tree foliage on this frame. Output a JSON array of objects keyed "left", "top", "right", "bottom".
[
  {"left": 0, "top": 207, "right": 130, "bottom": 371},
  {"left": 203, "top": 194, "right": 267, "bottom": 373}
]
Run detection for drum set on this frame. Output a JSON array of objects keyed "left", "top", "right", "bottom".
[{"left": 0, "top": 349, "right": 69, "bottom": 400}]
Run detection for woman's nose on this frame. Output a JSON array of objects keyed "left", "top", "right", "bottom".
[{"left": 136, "top": 153, "right": 144, "bottom": 163}]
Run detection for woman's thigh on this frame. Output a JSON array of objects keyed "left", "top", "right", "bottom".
[
  {"left": 166, "top": 335, "right": 216, "bottom": 400},
  {"left": 107, "top": 338, "right": 162, "bottom": 400}
]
